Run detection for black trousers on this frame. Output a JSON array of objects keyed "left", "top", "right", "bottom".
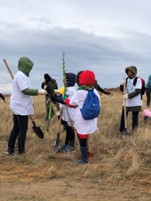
[
  {"left": 8, "top": 114, "right": 28, "bottom": 153},
  {"left": 62, "top": 120, "right": 75, "bottom": 147},
  {"left": 119, "top": 107, "right": 139, "bottom": 133},
  {"left": 146, "top": 88, "right": 151, "bottom": 107}
]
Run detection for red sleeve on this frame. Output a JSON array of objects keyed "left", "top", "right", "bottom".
[{"left": 64, "top": 98, "right": 76, "bottom": 108}]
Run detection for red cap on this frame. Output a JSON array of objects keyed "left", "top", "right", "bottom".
[{"left": 79, "top": 70, "right": 95, "bottom": 86}]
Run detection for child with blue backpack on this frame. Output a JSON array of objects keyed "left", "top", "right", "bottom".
[{"left": 64, "top": 70, "right": 101, "bottom": 164}]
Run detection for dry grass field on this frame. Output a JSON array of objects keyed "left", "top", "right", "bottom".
[{"left": 0, "top": 92, "right": 151, "bottom": 201}]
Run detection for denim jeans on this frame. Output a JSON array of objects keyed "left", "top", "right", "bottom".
[
  {"left": 8, "top": 114, "right": 28, "bottom": 153},
  {"left": 146, "top": 88, "right": 151, "bottom": 107},
  {"left": 119, "top": 107, "right": 139, "bottom": 133}
]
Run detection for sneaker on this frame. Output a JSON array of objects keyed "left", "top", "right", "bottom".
[
  {"left": 59, "top": 144, "right": 67, "bottom": 152},
  {"left": 18, "top": 150, "right": 25, "bottom": 155},
  {"left": 76, "top": 159, "right": 88, "bottom": 164},
  {"left": 66, "top": 145, "right": 74, "bottom": 152},
  {"left": 59, "top": 145, "right": 74, "bottom": 153},
  {"left": 5, "top": 150, "right": 14, "bottom": 156}
]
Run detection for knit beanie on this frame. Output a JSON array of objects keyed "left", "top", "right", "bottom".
[
  {"left": 143, "top": 109, "right": 151, "bottom": 118},
  {"left": 79, "top": 70, "right": 95, "bottom": 86}
]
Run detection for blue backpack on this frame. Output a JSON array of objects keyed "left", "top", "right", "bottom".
[{"left": 81, "top": 89, "right": 100, "bottom": 120}]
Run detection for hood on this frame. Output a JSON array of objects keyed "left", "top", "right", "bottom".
[
  {"left": 66, "top": 72, "right": 76, "bottom": 87},
  {"left": 125, "top": 66, "right": 137, "bottom": 77},
  {"left": 18, "top": 57, "right": 34, "bottom": 76},
  {"left": 44, "top": 74, "right": 52, "bottom": 82},
  {"left": 79, "top": 70, "right": 95, "bottom": 86}
]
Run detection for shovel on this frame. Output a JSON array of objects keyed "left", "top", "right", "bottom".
[
  {"left": 30, "top": 116, "right": 44, "bottom": 139},
  {"left": 53, "top": 133, "right": 62, "bottom": 153},
  {"left": 52, "top": 113, "right": 64, "bottom": 153},
  {"left": 3, "top": 59, "right": 44, "bottom": 139}
]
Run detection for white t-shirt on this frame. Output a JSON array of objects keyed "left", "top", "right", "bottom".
[
  {"left": 69, "top": 89, "right": 101, "bottom": 135},
  {"left": 10, "top": 71, "right": 34, "bottom": 115},
  {"left": 126, "top": 77, "right": 142, "bottom": 107},
  {"left": 61, "top": 86, "right": 76, "bottom": 126}
]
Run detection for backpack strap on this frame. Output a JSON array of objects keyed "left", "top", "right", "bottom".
[
  {"left": 126, "top": 77, "right": 138, "bottom": 86},
  {"left": 125, "top": 77, "right": 128, "bottom": 86},
  {"left": 133, "top": 77, "right": 138, "bottom": 86}
]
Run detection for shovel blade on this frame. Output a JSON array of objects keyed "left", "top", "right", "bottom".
[
  {"left": 53, "top": 133, "right": 61, "bottom": 153},
  {"left": 32, "top": 126, "right": 44, "bottom": 139}
]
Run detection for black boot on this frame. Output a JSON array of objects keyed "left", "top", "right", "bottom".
[{"left": 76, "top": 146, "right": 88, "bottom": 164}]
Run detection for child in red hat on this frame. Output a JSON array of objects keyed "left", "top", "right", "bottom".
[{"left": 65, "top": 70, "right": 101, "bottom": 164}]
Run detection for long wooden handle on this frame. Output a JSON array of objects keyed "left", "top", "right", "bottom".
[
  {"left": 123, "top": 79, "right": 127, "bottom": 129},
  {"left": 3, "top": 59, "right": 14, "bottom": 80}
]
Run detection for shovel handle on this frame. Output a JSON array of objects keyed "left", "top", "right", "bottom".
[
  {"left": 123, "top": 78, "right": 127, "bottom": 130},
  {"left": 29, "top": 115, "right": 35, "bottom": 125},
  {"left": 3, "top": 59, "right": 14, "bottom": 80}
]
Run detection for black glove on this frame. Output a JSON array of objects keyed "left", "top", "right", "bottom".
[
  {"left": 41, "top": 82, "right": 45, "bottom": 89},
  {"left": 0, "top": 93, "right": 5, "bottom": 101},
  {"left": 105, "top": 91, "right": 111, "bottom": 95}
]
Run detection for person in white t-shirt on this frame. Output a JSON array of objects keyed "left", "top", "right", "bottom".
[
  {"left": 119, "top": 66, "right": 142, "bottom": 134},
  {"left": 5, "top": 57, "right": 45, "bottom": 155},
  {"left": 64, "top": 70, "right": 101, "bottom": 164}
]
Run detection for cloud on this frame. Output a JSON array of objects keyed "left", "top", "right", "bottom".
[
  {"left": 0, "top": 0, "right": 151, "bottom": 91},
  {"left": 0, "top": 83, "right": 12, "bottom": 94},
  {"left": 1, "top": 23, "right": 151, "bottom": 90}
]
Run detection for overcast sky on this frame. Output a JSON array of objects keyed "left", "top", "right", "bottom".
[{"left": 0, "top": 0, "right": 151, "bottom": 92}]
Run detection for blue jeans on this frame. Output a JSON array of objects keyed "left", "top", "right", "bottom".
[{"left": 119, "top": 107, "right": 139, "bottom": 133}]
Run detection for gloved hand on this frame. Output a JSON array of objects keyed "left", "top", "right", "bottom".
[
  {"left": 123, "top": 94, "right": 128, "bottom": 100},
  {"left": 56, "top": 111, "right": 61, "bottom": 120},
  {"left": 0, "top": 93, "right": 5, "bottom": 101},
  {"left": 63, "top": 95, "right": 68, "bottom": 100},
  {"left": 105, "top": 91, "right": 111, "bottom": 95},
  {"left": 54, "top": 89, "right": 61, "bottom": 95},
  {"left": 38, "top": 89, "right": 46, "bottom": 95},
  {"left": 54, "top": 87, "right": 65, "bottom": 96}
]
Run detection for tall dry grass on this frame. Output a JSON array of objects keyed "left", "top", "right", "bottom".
[{"left": 0, "top": 92, "right": 151, "bottom": 184}]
